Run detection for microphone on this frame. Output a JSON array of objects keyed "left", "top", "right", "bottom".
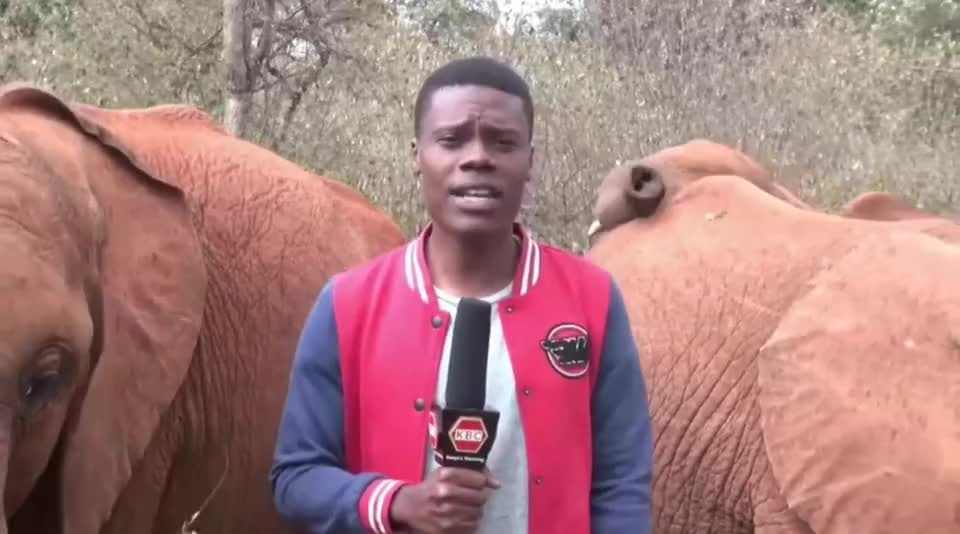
[{"left": 429, "top": 297, "right": 500, "bottom": 471}]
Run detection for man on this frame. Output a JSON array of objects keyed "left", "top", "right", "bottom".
[{"left": 269, "top": 56, "right": 654, "bottom": 534}]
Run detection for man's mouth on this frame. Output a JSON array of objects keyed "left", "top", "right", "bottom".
[{"left": 449, "top": 185, "right": 503, "bottom": 199}]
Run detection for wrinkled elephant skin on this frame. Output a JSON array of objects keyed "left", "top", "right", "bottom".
[
  {"left": 0, "top": 82, "right": 407, "bottom": 534},
  {"left": 586, "top": 174, "right": 960, "bottom": 533}
]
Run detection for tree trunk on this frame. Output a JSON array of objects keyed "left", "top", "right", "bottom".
[{"left": 222, "top": 0, "right": 251, "bottom": 137}]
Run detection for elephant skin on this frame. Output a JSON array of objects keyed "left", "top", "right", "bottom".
[
  {"left": 586, "top": 171, "right": 960, "bottom": 533},
  {"left": 841, "top": 191, "right": 960, "bottom": 243},
  {"left": 0, "top": 82, "right": 407, "bottom": 534},
  {"left": 842, "top": 191, "right": 939, "bottom": 221}
]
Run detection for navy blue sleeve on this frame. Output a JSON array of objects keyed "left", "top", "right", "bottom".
[
  {"left": 590, "top": 277, "right": 655, "bottom": 533},
  {"left": 269, "top": 278, "right": 384, "bottom": 533}
]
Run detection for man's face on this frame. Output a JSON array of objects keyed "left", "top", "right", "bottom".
[{"left": 414, "top": 84, "right": 533, "bottom": 238}]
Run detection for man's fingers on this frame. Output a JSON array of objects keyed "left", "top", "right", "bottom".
[
  {"left": 435, "top": 467, "right": 490, "bottom": 490},
  {"left": 418, "top": 499, "right": 483, "bottom": 534},
  {"left": 432, "top": 482, "right": 490, "bottom": 507},
  {"left": 482, "top": 468, "right": 501, "bottom": 489},
  {"left": 436, "top": 499, "right": 485, "bottom": 521}
]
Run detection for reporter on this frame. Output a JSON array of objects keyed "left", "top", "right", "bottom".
[{"left": 269, "top": 56, "right": 654, "bottom": 534}]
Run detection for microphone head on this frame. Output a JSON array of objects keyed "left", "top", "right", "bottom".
[{"left": 445, "top": 297, "right": 492, "bottom": 410}]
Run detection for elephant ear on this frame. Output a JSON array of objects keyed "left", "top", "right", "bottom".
[
  {"left": 756, "top": 230, "right": 960, "bottom": 534},
  {"left": 589, "top": 161, "right": 667, "bottom": 238},
  {"left": 0, "top": 84, "right": 208, "bottom": 532}
]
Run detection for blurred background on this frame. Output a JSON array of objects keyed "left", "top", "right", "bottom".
[{"left": 2, "top": 0, "right": 957, "bottom": 252}]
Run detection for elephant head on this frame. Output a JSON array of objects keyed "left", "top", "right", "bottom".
[
  {"left": 0, "top": 83, "right": 207, "bottom": 533},
  {"left": 587, "top": 139, "right": 810, "bottom": 243}
]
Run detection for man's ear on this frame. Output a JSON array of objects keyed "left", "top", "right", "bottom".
[
  {"left": 411, "top": 137, "right": 421, "bottom": 177},
  {"left": 527, "top": 143, "right": 535, "bottom": 181}
]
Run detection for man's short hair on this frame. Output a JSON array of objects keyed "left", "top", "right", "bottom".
[{"left": 413, "top": 56, "right": 535, "bottom": 141}]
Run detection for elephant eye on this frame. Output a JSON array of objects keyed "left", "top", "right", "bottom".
[{"left": 19, "top": 345, "right": 71, "bottom": 418}]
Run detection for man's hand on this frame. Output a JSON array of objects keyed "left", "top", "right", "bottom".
[{"left": 389, "top": 467, "right": 500, "bottom": 534}]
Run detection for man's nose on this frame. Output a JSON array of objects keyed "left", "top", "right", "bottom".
[{"left": 459, "top": 139, "right": 494, "bottom": 170}]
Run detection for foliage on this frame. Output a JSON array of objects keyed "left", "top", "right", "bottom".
[
  {"left": 827, "top": 0, "right": 960, "bottom": 47},
  {"left": 1, "top": 0, "right": 957, "bottom": 253},
  {"left": 2, "top": 0, "right": 223, "bottom": 110},
  {"left": 392, "top": 0, "right": 500, "bottom": 42}
]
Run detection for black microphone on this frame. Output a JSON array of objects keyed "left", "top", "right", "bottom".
[{"left": 429, "top": 297, "right": 500, "bottom": 471}]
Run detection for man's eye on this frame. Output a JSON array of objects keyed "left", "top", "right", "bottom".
[{"left": 437, "top": 137, "right": 462, "bottom": 147}]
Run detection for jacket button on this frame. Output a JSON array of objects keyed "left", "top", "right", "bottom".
[
  {"left": 431, "top": 315, "right": 442, "bottom": 328},
  {"left": 535, "top": 476, "right": 543, "bottom": 486},
  {"left": 505, "top": 305, "right": 514, "bottom": 313},
  {"left": 522, "top": 387, "right": 532, "bottom": 396},
  {"left": 414, "top": 398, "right": 426, "bottom": 411}
]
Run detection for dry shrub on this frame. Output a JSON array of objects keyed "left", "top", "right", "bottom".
[
  {"left": 3, "top": 0, "right": 957, "bottom": 253},
  {"left": 290, "top": 2, "right": 958, "bottom": 251},
  {"left": 1, "top": 0, "right": 224, "bottom": 110}
]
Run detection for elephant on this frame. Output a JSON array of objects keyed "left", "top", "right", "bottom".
[
  {"left": 842, "top": 190, "right": 959, "bottom": 223},
  {"left": 842, "top": 191, "right": 936, "bottom": 221},
  {"left": 0, "top": 82, "right": 407, "bottom": 534},
  {"left": 840, "top": 191, "right": 959, "bottom": 243},
  {"left": 586, "top": 138, "right": 810, "bottom": 240},
  {"left": 585, "top": 141, "right": 960, "bottom": 533}
]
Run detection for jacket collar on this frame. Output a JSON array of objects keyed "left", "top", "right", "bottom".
[{"left": 403, "top": 222, "right": 542, "bottom": 304}]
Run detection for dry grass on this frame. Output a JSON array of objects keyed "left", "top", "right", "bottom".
[
  {"left": 3, "top": 0, "right": 958, "bottom": 253},
  {"left": 270, "top": 1, "right": 959, "bottom": 252}
]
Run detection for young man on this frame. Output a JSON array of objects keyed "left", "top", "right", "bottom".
[{"left": 269, "top": 56, "right": 654, "bottom": 534}]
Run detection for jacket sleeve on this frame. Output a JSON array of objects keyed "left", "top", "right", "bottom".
[
  {"left": 270, "top": 278, "right": 408, "bottom": 534},
  {"left": 590, "top": 277, "right": 655, "bottom": 533}
]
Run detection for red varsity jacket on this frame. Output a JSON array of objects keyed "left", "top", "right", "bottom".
[{"left": 270, "top": 222, "right": 654, "bottom": 534}]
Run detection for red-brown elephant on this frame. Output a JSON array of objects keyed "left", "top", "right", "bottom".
[
  {"left": 841, "top": 191, "right": 959, "bottom": 242},
  {"left": 586, "top": 140, "right": 960, "bottom": 533},
  {"left": 0, "top": 82, "right": 407, "bottom": 534},
  {"left": 586, "top": 139, "right": 810, "bottom": 240},
  {"left": 842, "top": 191, "right": 938, "bottom": 221}
]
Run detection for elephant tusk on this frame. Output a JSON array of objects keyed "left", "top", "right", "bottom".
[
  {"left": 180, "top": 511, "right": 200, "bottom": 534},
  {"left": 180, "top": 452, "right": 230, "bottom": 534},
  {"left": 587, "top": 219, "right": 603, "bottom": 238}
]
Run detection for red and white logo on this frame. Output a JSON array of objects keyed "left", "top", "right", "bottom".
[
  {"left": 540, "top": 323, "right": 590, "bottom": 379},
  {"left": 448, "top": 416, "right": 488, "bottom": 454}
]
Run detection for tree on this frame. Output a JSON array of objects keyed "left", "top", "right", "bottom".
[
  {"left": 222, "top": 0, "right": 251, "bottom": 136},
  {"left": 221, "top": 0, "right": 388, "bottom": 140}
]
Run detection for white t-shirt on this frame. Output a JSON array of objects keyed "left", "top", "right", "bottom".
[{"left": 423, "top": 281, "right": 530, "bottom": 534}]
